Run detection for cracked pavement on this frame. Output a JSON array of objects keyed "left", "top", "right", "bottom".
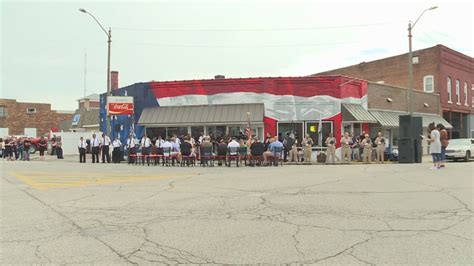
[{"left": 1, "top": 160, "right": 473, "bottom": 264}]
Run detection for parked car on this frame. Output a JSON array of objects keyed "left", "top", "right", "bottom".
[
  {"left": 28, "top": 137, "right": 42, "bottom": 154},
  {"left": 445, "top": 138, "right": 474, "bottom": 162}
]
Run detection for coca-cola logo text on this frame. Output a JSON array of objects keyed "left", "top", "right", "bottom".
[{"left": 110, "top": 103, "right": 132, "bottom": 110}]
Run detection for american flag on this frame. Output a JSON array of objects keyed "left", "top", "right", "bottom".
[{"left": 246, "top": 113, "right": 252, "bottom": 145}]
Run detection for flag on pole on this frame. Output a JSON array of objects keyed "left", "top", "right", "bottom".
[{"left": 246, "top": 113, "right": 252, "bottom": 145}]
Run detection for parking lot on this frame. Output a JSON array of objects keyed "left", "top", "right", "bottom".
[{"left": 1, "top": 159, "right": 472, "bottom": 264}]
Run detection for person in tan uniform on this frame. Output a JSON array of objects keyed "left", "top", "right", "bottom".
[
  {"left": 340, "top": 132, "right": 352, "bottom": 163},
  {"left": 325, "top": 132, "right": 337, "bottom": 163},
  {"left": 302, "top": 134, "right": 314, "bottom": 163},
  {"left": 288, "top": 139, "right": 299, "bottom": 163},
  {"left": 374, "top": 131, "right": 386, "bottom": 163},
  {"left": 361, "top": 134, "right": 372, "bottom": 163}
]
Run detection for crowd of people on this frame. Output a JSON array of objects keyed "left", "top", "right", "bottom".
[
  {"left": 76, "top": 132, "right": 287, "bottom": 166},
  {"left": 0, "top": 135, "right": 60, "bottom": 161},
  {"left": 1, "top": 124, "right": 449, "bottom": 168},
  {"left": 71, "top": 130, "right": 393, "bottom": 165}
]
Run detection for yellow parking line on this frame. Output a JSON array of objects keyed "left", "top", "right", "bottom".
[{"left": 8, "top": 171, "right": 192, "bottom": 190}]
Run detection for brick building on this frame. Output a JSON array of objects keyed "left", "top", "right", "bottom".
[
  {"left": 77, "top": 93, "right": 100, "bottom": 110},
  {"left": 0, "top": 99, "right": 74, "bottom": 137},
  {"left": 314, "top": 44, "right": 474, "bottom": 138}
]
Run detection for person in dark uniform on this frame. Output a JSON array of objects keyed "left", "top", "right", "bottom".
[
  {"left": 283, "top": 133, "right": 295, "bottom": 162},
  {"left": 38, "top": 136, "right": 47, "bottom": 161},
  {"left": 90, "top": 133, "right": 100, "bottom": 163},
  {"left": 78, "top": 137, "right": 87, "bottom": 163},
  {"left": 100, "top": 133, "right": 111, "bottom": 163}
]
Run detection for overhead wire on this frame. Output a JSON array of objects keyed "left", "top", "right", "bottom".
[{"left": 112, "top": 21, "right": 393, "bottom": 32}]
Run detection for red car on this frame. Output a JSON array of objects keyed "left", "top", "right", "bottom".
[{"left": 28, "top": 136, "right": 50, "bottom": 154}]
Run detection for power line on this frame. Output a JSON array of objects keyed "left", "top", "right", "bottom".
[
  {"left": 115, "top": 40, "right": 360, "bottom": 48},
  {"left": 112, "top": 22, "right": 392, "bottom": 32}
]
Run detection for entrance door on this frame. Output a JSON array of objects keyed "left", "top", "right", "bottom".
[{"left": 277, "top": 122, "right": 303, "bottom": 143}]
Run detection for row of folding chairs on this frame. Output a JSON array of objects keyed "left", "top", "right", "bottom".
[{"left": 128, "top": 146, "right": 283, "bottom": 167}]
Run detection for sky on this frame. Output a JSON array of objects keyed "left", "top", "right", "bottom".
[{"left": 1, "top": 0, "right": 473, "bottom": 110}]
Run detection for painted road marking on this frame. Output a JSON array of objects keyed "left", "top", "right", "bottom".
[{"left": 8, "top": 171, "right": 193, "bottom": 190}]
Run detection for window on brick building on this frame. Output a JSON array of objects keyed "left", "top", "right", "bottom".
[
  {"left": 423, "top": 75, "right": 434, "bottom": 93},
  {"left": 447, "top": 77, "right": 452, "bottom": 103},
  {"left": 472, "top": 83, "right": 474, "bottom": 107},
  {"left": 0, "top": 106, "right": 7, "bottom": 117},
  {"left": 464, "top": 82, "right": 468, "bottom": 106},
  {"left": 26, "top": 108, "right": 37, "bottom": 114},
  {"left": 455, "top": 79, "right": 460, "bottom": 104}
]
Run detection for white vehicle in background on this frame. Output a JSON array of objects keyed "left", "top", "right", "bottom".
[{"left": 445, "top": 138, "right": 474, "bottom": 162}]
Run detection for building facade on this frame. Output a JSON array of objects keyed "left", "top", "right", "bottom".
[
  {"left": 100, "top": 75, "right": 449, "bottom": 153},
  {"left": 314, "top": 44, "right": 474, "bottom": 138},
  {"left": 0, "top": 99, "right": 74, "bottom": 137}
]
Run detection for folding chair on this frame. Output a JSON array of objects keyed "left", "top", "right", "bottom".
[
  {"left": 227, "top": 147, "right": 240, "bottom": 167},
  {"left": 267, "top": 147, "right": 283, "bottom": 166},
  {"left": 199, "top": 146, "right": 214, "bottom": 167}
]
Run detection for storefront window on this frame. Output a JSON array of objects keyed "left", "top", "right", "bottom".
[
  {"left": 305, "top": 122, "right": 332, "bottom": 147},
  {"left": 353, "top": 123, "right": 361, "bottom": 136},
  {"left": 278, "top": 123, "right": 303, "bottom": 143},
  {"left": 146, "top": 127, "right": 166, "bottom": 139},
  {"left": 191, "top": 126, "right": 204, "bottom": 139},
  {"left": 167, "top": 127, "right": 188, "bottom": 137},
  {"left": 208, "top": 126, "right": 227, "bottom": 139},
  {"left": 342, "top": 124, "right": 352, "bottom": 135},
  {"left": 229, "top": 126, "right": 241, "bottom": 138}
]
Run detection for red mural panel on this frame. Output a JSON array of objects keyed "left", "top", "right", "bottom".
[
  {"left": 263, "top": 116, "right": 277, "bottom": 137},
  {"left": 150, "top": 76, "right": 367, "bottom": 100}
]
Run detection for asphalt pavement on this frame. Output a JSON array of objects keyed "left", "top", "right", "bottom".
[{"left": 1, "top": 157, "right": 473, "bottom": 264}]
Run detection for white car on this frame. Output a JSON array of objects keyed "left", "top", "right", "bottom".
[{"left": 445, "top": 138, "right": 474, "bottom": 162}]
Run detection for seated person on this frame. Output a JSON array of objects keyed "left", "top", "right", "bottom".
[
  {"left": 227, "top": 137, "right": 240, "bottom": 155},
  {"left": 217, "top": 139, "right": 228, "bottom": 166},
  {"left": 180, "top": 137, "right": 193, "bottom": 157},
  {"left": 250, "top": 138, "right": 264, "bottom": 156},
  {"left": 263, "top": 138, "right": 274, "bottom": 163}
]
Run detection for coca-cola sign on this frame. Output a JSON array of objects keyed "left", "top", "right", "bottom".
[{"left": 107, "top": 96, "right": 134, "bottom": 115}]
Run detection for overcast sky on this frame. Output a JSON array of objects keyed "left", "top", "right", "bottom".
[{"left": 1, "top": 0, "right": 472, "bottom": 110}]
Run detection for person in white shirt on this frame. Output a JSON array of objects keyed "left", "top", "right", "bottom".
[
  {"left": 90, "top": 133, "right": 100, "bottom": 163},
  {"left": 112, "top": 137, "right": 122, "bottom": 163},
  {"left": 162, "top": 137, "right": 174, "bottom": 162},
  {"left": 126, "top": 134, "right": 137, "bottom": 164},
  {"left": 140, "top": 133, "right": 152, "bottom": 164},
  {"left": 227, "top": 137, "right": 240, "bottom": 155},
  {"left": 155, "top": 135, "right": 164, "bottom": 148},
  {"left": 174, "top": 135, "right": 181, "bottom": 146},
  {"left": 101, "top": 133, "right": 111, "bottom": 163},
  {"left": 78, "top": 136, "right": 87, "bottom": 163}
]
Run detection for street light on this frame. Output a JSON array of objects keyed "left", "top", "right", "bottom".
[
  {"left": 79, "top": 8, "right": 112, "bottom": 135},
  {"left": 407, "top": 6, "right": 437, "bottom": 113}
]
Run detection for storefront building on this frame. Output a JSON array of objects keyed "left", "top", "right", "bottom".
[
  {"left": 100, "top": 75, "right": 450, "bottom": 153},
  {"left": 101, "top": 76, "right": 372, "bottom": 149}
]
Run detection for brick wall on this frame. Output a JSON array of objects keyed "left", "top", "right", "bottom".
[
  {"left": 316, "top": 46, "right": 440, "bottom": 93},
  {"left": 0, "top": 99, "right": 73, "bottom": 137},
  {"left": 314, "top": 44, "right": 473, "bottom": 114},
  {"left": 78, "top": 100, "right": 100, "bottom": 110},
  {"left": 438, "top": 46, "right": 473, "bottom": 112},
  {"left": 368, "top": 83, "right": 440, "bottom": 114}
]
